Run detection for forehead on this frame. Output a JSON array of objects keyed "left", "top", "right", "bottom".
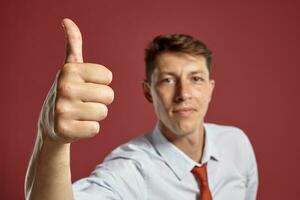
[{"left": 154, "top": 52, "right": 208, "bottom": 75}]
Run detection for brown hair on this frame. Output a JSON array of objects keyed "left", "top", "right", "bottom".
[{"left": 144, "top": 34, "right": 212, "bottom": 83}]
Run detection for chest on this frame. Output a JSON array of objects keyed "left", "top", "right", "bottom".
[{"left": 143, "top": 160, "right": 248, "bottom": 200}]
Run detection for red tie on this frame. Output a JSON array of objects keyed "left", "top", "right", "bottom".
[{"left": 191, "top": 163, "right": 213, "bottom": 200}]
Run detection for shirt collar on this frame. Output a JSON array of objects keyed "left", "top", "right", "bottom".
[{"left": 150, "top": 123, "right": 219, "bottom": 180}]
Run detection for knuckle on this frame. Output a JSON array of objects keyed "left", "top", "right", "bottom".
[
  {"left": 63, "top": 63, "right": 79, "bottom": 74},
  {"left": 54, "top": 120, "right": 79, "bottom": 142},
  {"left": 54, "top": 120, "right": 70, "bottom": 136},
  {"left": 55, "top": 99, "right": 71, "bottom": 116},
  {"left": 57, "top": 82, "right": 74, "bottom": 97}
]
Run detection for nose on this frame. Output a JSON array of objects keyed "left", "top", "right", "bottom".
[{"left": 174, "top": 79, "right": 192, "bottom": 102}]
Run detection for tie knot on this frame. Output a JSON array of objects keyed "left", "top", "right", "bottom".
[{"left": 191, "top": 163, "right": 208, "bottom": 182}]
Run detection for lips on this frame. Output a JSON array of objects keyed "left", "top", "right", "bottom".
[{"left": 172, "top": 107, "right": 196, "bottom": 117}]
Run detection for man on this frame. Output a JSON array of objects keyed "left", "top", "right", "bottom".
[{"left": 25, "top": 18, "right": 258, "bottom": 200}]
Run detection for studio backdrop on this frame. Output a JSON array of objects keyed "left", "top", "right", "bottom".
[{"left": 0, "top": 0, "right": 299, "bottom": 199}]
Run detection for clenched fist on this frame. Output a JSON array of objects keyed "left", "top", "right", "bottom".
[{"left": 38, "top": 19, "right": 114, "bottom": 143}]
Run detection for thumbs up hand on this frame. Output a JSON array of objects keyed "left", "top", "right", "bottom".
[{"left": 38, "top": 19, "right": 114, "bottom": 143}]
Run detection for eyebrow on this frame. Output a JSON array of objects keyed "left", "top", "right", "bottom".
[
  {"left": 190, "top": 70, "right": 207, "bottom": 75},
  {"left": 159, "top": 70, "right": 208, "bottom": 76}
]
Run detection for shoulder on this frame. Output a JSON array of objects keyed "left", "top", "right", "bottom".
[
  {"left": 87, "top": 134, "right": 156, "bottom": 186},
  {"left": 74, "top": 135, "right": 152, "bottom": 199},
  {"left": 205, "top": 123, "right": 256, "bottom": 170},
  {"left": 205, "top": 123, "right": 252, "bottom": 148},
  {"left": 100, "top": 132, "right": 160, "bottom": 171},
  {"left": 205, "top": 122, "right": 245, "bottom": 135},
  {"left": 205, "top": 123, "right": 254, "bottom": 160}
]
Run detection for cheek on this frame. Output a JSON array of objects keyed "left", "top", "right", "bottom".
[
  {"left": 194, "top": 89, "right": 212, "bottom": 105},
  {"left": 152, "top": 89, "right": 173, "bottom": 114}
]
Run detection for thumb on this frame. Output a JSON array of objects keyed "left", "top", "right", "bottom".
[{"left": 62, "top": 18, "right": 83, "bottom": 63}]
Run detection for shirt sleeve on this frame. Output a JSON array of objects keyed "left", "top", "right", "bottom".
[
  {"left": 72, "top": 158, "right": 147, "bottom": 200},
  {"left": 241, "top": 132, "right": 259, "bottom": 200}
]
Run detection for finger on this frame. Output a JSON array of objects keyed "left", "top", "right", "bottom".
[
  {"left": 71, "top": 121, "right": 100, "bottom": 139},
  {"left": 60, "top": 63, "right": 113, "bottom": 85},
  {"left": 56, "top": 99, "right": 108, "bottom": 121},
  {"left": 56, "top": 119, "right": 100, "bottom": 141},
  {"left": 75, "top": 102, "right": 108, "bottom": 121},
  {"left": 79, "top": 64, "right": 113, "bottom": 84},
  {"left": 70, "top": 83, "right": 114, "bottom": 105},
  {"left": 62, "top": 18, "right": 83, "bottom": 63},
  {"left": 57, "top": 81, "right": 114, "bottom": 105}
]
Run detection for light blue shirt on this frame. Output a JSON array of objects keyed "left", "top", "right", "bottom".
[{"left": 73, "top": 123, "right": 258, "bottom": 200}]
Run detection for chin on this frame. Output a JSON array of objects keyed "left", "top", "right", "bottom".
[
  {"left": 180, "top": 127, "right": 197, "bottom": 135},
  {"left": 159, "top": 115, "right": 202, "bottom": 137},
  {"left": 173, "top": 121, "right": 199, "bottom": 136}
]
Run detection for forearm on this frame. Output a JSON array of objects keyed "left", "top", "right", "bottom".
[
  {"left": 25, "top": 18, "right": 113, "bottom": 200},
  {"left": 25, "top": 133, "right": 73, "bottom": 200}
]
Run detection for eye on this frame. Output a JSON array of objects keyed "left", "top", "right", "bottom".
[
  {"left": 192, "top": 76, "right": 205, "bottom": 82},
  {"left": 161, "top": 77, "right": 175, "bottom": 84}
]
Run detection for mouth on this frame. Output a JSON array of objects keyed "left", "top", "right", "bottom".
[{"left": 172, "top": 107, "right": 196, "bottom": 117}]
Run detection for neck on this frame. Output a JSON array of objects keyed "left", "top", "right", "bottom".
[{"left": 160, "top": 123, "right": 206, "bottom": 163}]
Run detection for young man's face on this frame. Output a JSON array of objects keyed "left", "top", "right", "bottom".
[{"left": 143, "top": 52, "right": 215, "bottom": 140}]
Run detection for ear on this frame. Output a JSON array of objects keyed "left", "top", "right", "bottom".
[
  {"left": 208, "top": 79, "right": 215, "bottom": 102},
  {"left": 142, "top": 80, "right": 153, "bottom": 103}
]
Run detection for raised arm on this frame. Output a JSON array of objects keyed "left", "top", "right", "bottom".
[{"left": 25, "top": 18, "right": 114, "bottom": 200}]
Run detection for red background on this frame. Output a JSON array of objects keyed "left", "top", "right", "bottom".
[{"left": 1, "top": 0, "right": 299, "bottom": 199}]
